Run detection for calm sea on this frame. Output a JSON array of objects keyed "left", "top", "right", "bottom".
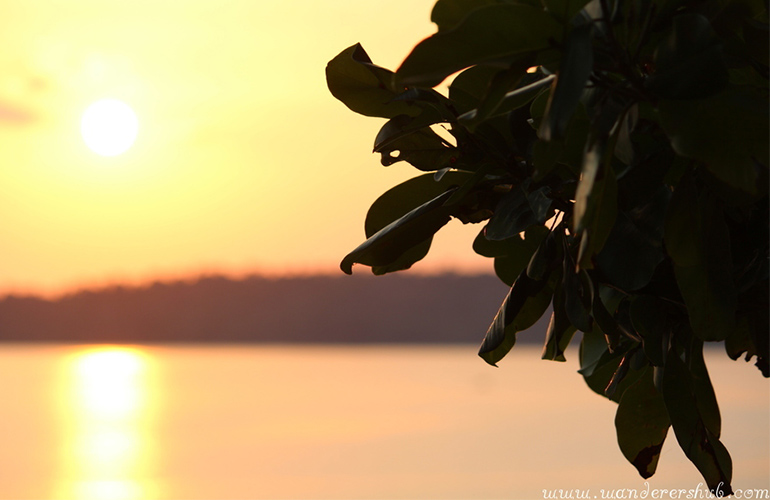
[{"left": 0, "top": 344, "right": 766, "bottom": 499}]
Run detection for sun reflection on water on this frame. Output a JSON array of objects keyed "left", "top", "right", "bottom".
[{"left": 56, "top": 346, "right": 159, "bottom": 500}]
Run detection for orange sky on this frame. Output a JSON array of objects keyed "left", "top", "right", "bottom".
[{"left": 0, "top": 1, "right": 492, "bottom": 296}]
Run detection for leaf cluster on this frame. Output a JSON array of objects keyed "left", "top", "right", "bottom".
[{"left": 326, "top": 0, "right": 768, "bottom": 491}]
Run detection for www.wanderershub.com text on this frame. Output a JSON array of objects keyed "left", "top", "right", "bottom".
[{"left": 542, "top": 482, "right": 770, "bottom": 499}]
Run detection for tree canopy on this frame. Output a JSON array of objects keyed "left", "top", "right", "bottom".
[{"left": 326, "top": 0, "right": 769, "bottom": 493}]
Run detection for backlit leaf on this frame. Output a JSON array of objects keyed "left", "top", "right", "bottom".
[
  {"left": 397, "top": 4, "right": 562, "bottom": 87},
  {"left": 479, "top": 270, "right": 555, "bottom": 365},
  {"left": 616, "top": 368, "right": 671, "bottom": 479},
  {"left": 539, "top": 22, "right": 594, "bottom": 141},
  {"left": 661, "top": 347, "right": 733, "bottom": 493},
  {"left": 326, "top": 44, "right": 420, "bottom": 118},
  {"left": 341, "top": 173, "right": 473, "bottom": 275}
]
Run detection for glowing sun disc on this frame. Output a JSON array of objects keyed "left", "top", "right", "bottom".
[{"left": 81, "top": 99, "right": 139, "bottom": 157}]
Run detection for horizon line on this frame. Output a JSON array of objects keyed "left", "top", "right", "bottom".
[{"left": 0, "top": 264, "right": 498, "bottom": 301}]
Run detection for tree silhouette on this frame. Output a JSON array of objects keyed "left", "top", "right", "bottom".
[{"left": 327, "top": 0, "right": 768, "bottom": 493}]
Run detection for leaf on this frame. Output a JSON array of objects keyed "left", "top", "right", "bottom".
[
  {"left": 531, "top": 139, "right": 562, "bottom": 180},
  {"left": 397, "top": 4, "right": 562, "bottom": 87},
  {"left": 479, "top": 218, "right": 548, "bottom": 287},
  {"left": 664, "top": 176, "right": 737, "bottom": 341},
  {"left": 629, "top": 295, "right": 671, "bottom": 367},
  {"left": 448, "top": 65, "right": 501, "bottom": 114},
  {"left": 595, "top": 212, "right": 664, "bottom": 291},
  {"left": 479, "top": 270, "right": 555, "bottom": 366},
  {"left": 688, "top": 338, "right": 721, "bottom": 438},
  {"left": 459, "top": 63, "right": 530, "bottom": 129},
  {"left": 615, "top": 368, "right": 671, "bottom": 479},
  {"left": 579, "top": 338, "right": 644, "bottom": 403},
  {"left": 542, "top": 272, "right": 578, "bottom": 362},
  {"left": 341, "top": 189, "right": 455, "bottom": 274},
  {"left": 527, "top": 227, "right": 560, "bottom": 281},
  {"left": 605, "top": 347, "right": 638, "bottom": 398},
  {"left": 542, "top": 0, "right": 593, "bottom": 23},
  {"left": 326, "top": 44, "right": 420, "bottom": 118},
  {"left": 341, "top": 173, "right": 472, "bottom": 275},
  {"left": 373, "top": 104, "right": 452, "bottom": 155},
  {"left": 579, "top": 326, "right": 611, "bottom": 378},
  {"left": 430, "top": 0, "right": 513, "bottom": 32},
  {"left": 592, "top": 286, "right": 623, "bottom": 353},
  {"left": 375, "top": 123, "right": 458, "bottom": 171},
  {"left": 562, "top": 247, "right": 593, "bottom": 333},
  {"left": 724, "top": 316, "right": 770, "bottom": 378},
  {"left": 595, "top": 199, "right": 668, "bottom": 292},
  {"left": 661, "top": 347, "right": 733, "bottom": 494},
  {"left": 617, "top": 148, "right": 675, "bottom": 211},
  {"left": 539, "top": 22, "right": 594, "bottom": 141},
  {"left": 485, "top": 183, "right": 552, "bottom": 241},
  {"left": 459, "top": 74, "right": 556, "bottom": 126},
  {"left": 658, "top": 85, "right": 769, "bottom": 194},
  {"left": 645, "top": 14, "right": 728, "bottom": 100},
  {"left": 475, "top": 225, "right": 550, "bottom": 286},
  {"left": 574, "top": 133, "right": 619, "bottom": 270}
]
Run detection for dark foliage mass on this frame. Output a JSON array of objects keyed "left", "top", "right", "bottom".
[{"left": 327, "top": 0, "right": 768, "bottom": 492}]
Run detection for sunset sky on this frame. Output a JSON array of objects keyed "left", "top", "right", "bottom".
[{"left": 0, "top": 0, "right": 491, "bottom": 296}]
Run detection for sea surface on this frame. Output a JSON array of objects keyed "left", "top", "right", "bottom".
[{"left": 0, "top": 344, "right": 767, "bottom": 499}]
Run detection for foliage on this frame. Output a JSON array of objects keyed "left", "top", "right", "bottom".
[{"left": 326, "top": 0, "right": 768, "bottom": 492}]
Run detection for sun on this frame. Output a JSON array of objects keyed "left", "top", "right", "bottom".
[{"left": 81, "top": 99, "right": 139, "bottom": 157}]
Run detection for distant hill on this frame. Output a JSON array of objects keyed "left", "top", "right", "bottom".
[{"left": 0, "top": 273, "right": 552, "bottom": 344}]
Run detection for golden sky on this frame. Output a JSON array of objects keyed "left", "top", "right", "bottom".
[{"left": 0, "top": 1, "right": 490, "bottom": 296}]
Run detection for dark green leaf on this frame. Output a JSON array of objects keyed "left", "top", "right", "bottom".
[
  {"left": 375, "top": 125, "right": 458, "bottom": 171},
  {"left": 474, "top": 225, "right": 549, "bottom": 286},
  {"left": 430, "top": 0, "right": 515, "bottom": 32},
  {"left": 661, "top": 348, "right": 733, "bottom": 493},
  {"left": 326, "top": 44, "right": 420, "bottom": 118},
  {"left": 341, "top": 173, "right": 472, "bottom": 275},
  {"left": 629, "top": 295, "right": 670, "bottom": 366},
  {"left": 539, "top": 22, "right": 594, "bottom": 141},
  {"left": 688, "top": 338, "right": 721, "bottom": 438},
  {"left": 592, "top": 287, "right": 623, "bottom": 353},
  {"left": 529, "top": 86, "right": 550, "bottom": 130},
  {"left": 373, "top": 112, "right": 446, "bottom": 153},
  {"left": 397, "top": 4, "right": 562, "bottom": 87},
  {"left": 467, "top": 64, "right": 529, "bottom": 126},
  {"left": 605, "top": 347, "right": 637, "bottom": 398},
  {"left": 542, "top": 0, "right": 592, "bottom": 24},
  {"left": 574, "top": 132, "right": 619, "bottom": 270},
  {"left": 664, "top": 176, "right": 737, "bottom": 341},
  {"left": 617, "top": 149, "right": 675, "bottom": 211},
  {"left": 595, "top": 211, "right": 665, "bottom": 291},
  {"left": 527, "top": 227, "right": 560, "bottom": 281},
  {"left": 341, "top": 189, "right": 455, "bottom": 274},
  {"left": 532, "top": 139, "right": 562, "bottom": 180},
  {"left": 485, "top": 183, "right": 552, "bottom": 241},
  {"left": 580, "top": 338, "right": 644, "bottom": 403},
  {"left": 448, "top": 65, "right": 501, "bottom": 114},
  {"left": 724, "top": 315, "right": 770, "bottom": 378},
  {"left": 579, "top": 327, "right": 610, "bottom": 377},
  {"left": 484, "top": 226, "right": 550, "bottom": 286},
  {"left": 595, "top": 185, "right": 669, "bottom": 291},
  {"left": 645, "top": 14, "right": 729, "bottom": 100},
  {"left": 479, "top": 270, "right": 555, "bottom": 365},
  {"left": 542, "top": 273, "right": 578, "bottom": 361},
  {"left": 615, "top": 368, "right": 671, "bottom": 479},
  {"left": 562, "top": 247, "right": 593, "bottom": 333},
  {"left": 459, "top": 74, "right": 556, "bottom": 126},
  {"left": 658, "top": 85, "right": 769, "bottom": 194}
]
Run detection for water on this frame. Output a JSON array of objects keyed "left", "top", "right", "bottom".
[{"left": 0, "top": 344, "right": 767, "bottom": 499}]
